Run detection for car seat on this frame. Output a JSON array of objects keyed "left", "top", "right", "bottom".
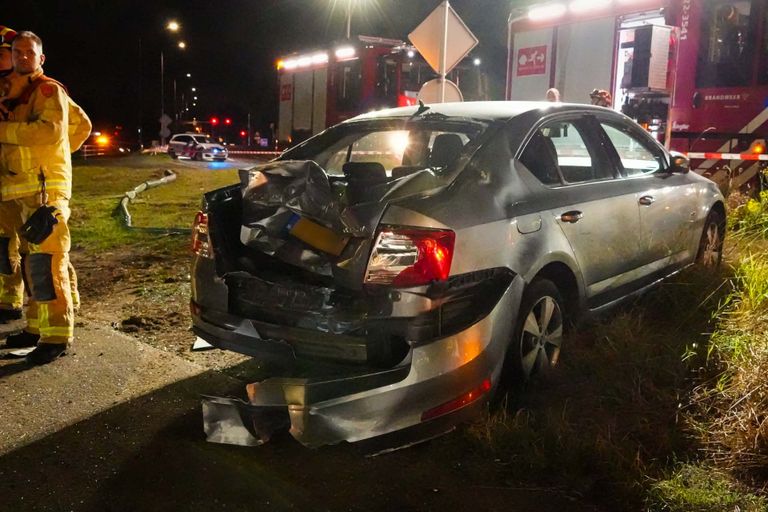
[{"left": 429, "top": 133, "right": 464, "bottom": 168}]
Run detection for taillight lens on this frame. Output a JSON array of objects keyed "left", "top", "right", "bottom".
[
  {"left": 365, "top": 227, "right": 455, "bottom": 287},
  {"left": 421, "top": 378, "right": 492, "bottom": 422},
  {"left": 191, "top": 211, "right": 212, "bottom": 258}
]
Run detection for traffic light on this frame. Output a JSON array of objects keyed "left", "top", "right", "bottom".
[
  {"left": 240, "top": 130, "right": 247, "bottom": 138},
  {"left": 224, "top": 118, "right": 232, "bottom": 125},
  {"left": 210, "top": 117, "right": 219, "bottom": 126}
]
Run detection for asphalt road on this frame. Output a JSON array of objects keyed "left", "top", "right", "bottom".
[{"left": 0, "top": 318, "right": 605, "bottom": 512}]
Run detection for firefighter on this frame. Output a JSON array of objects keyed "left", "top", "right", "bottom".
[
  {"left": 0, "top": 25, "right": 23, "bottom": 325},
  {"left": 0, "top": 31, "right": 91, "bottom": 364},
  {"left": 589, "top": 88, "right": 613, "bottom": 108}
]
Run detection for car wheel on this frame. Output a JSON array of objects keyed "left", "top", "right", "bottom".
[
  {"left": 696, "top": 210, "right": 724, "bottom": 268},
  {"left": 193, "top": 147, "right": 203, "bottom": 161},
  {"left": 510, "top": 278, "right": 564, "bottom": 383},
  {"left": 168, "top": 149, "right": 178, "bottom": 159}
]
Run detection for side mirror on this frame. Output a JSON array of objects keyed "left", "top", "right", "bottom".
[{"left": 669, "top": 151, "right": 689, "bottom": 174}]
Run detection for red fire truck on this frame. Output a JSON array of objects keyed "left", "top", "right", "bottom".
[
  {"left": 507, "top": 0, "right": 768, "bottom": 192},
  {"left": 276, "top": 35, "right": 488, "bottom": 147}
]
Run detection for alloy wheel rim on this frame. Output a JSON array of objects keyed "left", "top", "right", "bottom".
[
  {"left": 519, "top": 296, "right": 563, "bottom": 379},
  {"left": 701, "top": 222, "right": 722, "bottom": 267}
]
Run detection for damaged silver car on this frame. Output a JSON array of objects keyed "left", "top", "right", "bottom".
[{"left": 191, "top": 101, "right": 725, "bottom": 449}]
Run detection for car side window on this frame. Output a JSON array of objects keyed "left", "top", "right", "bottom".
[
  {"left": 600, "top": 123, "right": 665, "bottom": 176},
  {"left": 520, "top": 119, "right": 611, "bottom": 185},
  {"left": 519, "top": 130, "right": 562, "bottom": 185},
  {"left": 547, "top": 121, "right": 602, "bottom": 183}
]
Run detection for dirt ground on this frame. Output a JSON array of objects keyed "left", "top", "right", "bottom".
[{"left": 71, "top": 243, "right": 262, "bottom": 378}]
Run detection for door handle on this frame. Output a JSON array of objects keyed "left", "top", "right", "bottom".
[
  {"left": 560, "top": 210, "right": 583, "bottom": 223},
  {"left": 639, "top": 195, "right": 655, "bottom": 206}
]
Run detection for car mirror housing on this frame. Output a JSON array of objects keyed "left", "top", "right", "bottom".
[{"left": 669, "top": 152, "right": 690, "bottom": 174}]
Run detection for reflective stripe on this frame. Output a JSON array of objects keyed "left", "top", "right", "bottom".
[
  {"left": 2, "top": 122, "right": 20, "bottom": 144},
  {"left": 39, "top": 325, "right": 74, "bottom": 337},
  {"left": 0, "top": 180, "right": 71, "bottom": 200},
  {"left": 0, "top": 293, "right": 23, "bottom": 308},
  {"left": 27, "top": 317, "right": 39, "bottom": 328},
  {"left": 39, "top": 302, "right": 49, "bottom": 330}
]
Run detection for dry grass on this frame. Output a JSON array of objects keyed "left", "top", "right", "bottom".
[
  {"left": 688, "top": 245, "right": 768, "bottom": 481},
  {"left": 466, "top": 266, "right": 729, "bottom": 507}
]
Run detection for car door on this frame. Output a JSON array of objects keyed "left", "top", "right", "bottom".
[
  {"left": 596, "top": 119, "right": 699, "bottom": 270},
  {"left": 518, "top": 114, "right": 645, "bottom": 302},
  {"left": 171, "top": 135, "right": 189, "bottom": 154}
]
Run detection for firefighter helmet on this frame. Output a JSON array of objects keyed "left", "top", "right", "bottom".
[{"left": 0, "top": 25, "right": 17, "bottom": 48}]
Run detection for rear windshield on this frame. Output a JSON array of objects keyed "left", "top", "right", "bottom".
[{"left": 281, "top": 119, "right": 487, "bottom": 176}]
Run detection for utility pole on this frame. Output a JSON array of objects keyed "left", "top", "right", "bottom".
[{"left": 247, "top": 112, "right": 252, "bottom": 147}]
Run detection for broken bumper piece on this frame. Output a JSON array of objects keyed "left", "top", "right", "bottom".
[{"left": 202, "top": 275, "right": 524, "bottom": 449}]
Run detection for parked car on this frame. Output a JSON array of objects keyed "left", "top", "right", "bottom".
[
  {"left": 168, "top": 133, "right": 228, "bottom": 161},
  {"left": 191, "top": 101, "right": 725, "bottom": 449}
]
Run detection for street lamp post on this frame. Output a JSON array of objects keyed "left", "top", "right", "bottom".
[{"left": 159, "top": 21, "right": 183, "bottom": 145}]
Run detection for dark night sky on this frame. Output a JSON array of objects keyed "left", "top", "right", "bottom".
[{"left": 4, "top": 1, "right": 521, "bottom": 141}]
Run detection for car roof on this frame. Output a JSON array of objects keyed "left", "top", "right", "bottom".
[{"left": 348, "top": 101, "right": 616, "bottom": 123}]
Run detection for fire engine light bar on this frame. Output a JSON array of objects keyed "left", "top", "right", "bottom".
[
  {"left": 528, "top": 2, "right": 567, "bottom": 21},
  {"left": 569, "top": 0, "right": 611, "bottom": 13},
  {"left": 335, "top": 46, "right": 356, "bottom": 60},
  {"left": 311, "top": 52, "right": 329, "bottom": 65},
  {"left": 279, "top": 52, "right": 329, "bottom": 71}
]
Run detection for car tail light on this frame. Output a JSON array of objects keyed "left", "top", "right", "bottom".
[
  {"left": 421, "top": 378, "right": 492, "bottom": 422},
  {"left": 364, "top": 227, "right": 455, "bottom": 287},
  {"left": 191, "top": 211, "right": 212, "bottom": 258}
]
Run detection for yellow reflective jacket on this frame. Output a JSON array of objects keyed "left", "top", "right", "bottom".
[{"left": 0, "top": 69, "right": 91, "bottom": 200}]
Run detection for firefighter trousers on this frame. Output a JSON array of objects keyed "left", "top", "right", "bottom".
[
  {"left": 3, "top": 193, "right": 75, "bottom": 344},
  {"left": 0, "top": 199, "right": 79, "bottom": 316},
  {"left": 0, "top": 199, "right": 24, "bottom": 311}
]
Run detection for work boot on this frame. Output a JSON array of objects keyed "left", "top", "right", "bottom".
[
  {"left": 0, "top": 308, "right": 23, "bottom": 324},
  {"left": 25, "top": 343, "right": 67, "bottom": 365},
  {"left": 4, "top": 330, "right": 39, "bottom": 348}
]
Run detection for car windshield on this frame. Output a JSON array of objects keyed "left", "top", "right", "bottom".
[
  {"left": 192, "top": 136, "right": 214, "bottom": 144},
  {"left": 281, "top": 118, "right": 487, "bottom": 176}
]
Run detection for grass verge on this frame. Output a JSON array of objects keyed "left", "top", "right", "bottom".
[{"left": 70, "top": 161, "right": 238, "bottom": 251}]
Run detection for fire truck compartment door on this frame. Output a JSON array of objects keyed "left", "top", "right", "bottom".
[
  {"left": 290, "top": 68, "right": 328, "bottom": 135},
  {"left": 510, "top": 28, "right": 553, "bottom": 100},
  {"left": 556, "top": 17, "right": 615, "bottom": 103}
]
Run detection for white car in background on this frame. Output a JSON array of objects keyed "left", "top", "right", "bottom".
[{"left": 168, "top": 133, "right": 228, "bottom": 162}]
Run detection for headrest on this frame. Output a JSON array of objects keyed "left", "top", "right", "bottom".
[
  {"left": 342, "top": 161, "right": 387, "bottom": 182},
  {"left": 430, "top": 133, "right": 464, "bottom": 168}
]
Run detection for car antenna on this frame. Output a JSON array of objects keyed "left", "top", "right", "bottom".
[{"left": 409, "top": 100, "right": 430, "bottom": 119}]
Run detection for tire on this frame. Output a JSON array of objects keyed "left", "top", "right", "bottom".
[
  {"left": 193, "top": 146, "right": 203, "bottom": 161},
  {"left": 696, "top": 209, "right": 725, "bottom": 268},
  {"left": 168, "top": 149, "right": 178, "bottom": 159},
  {"left": 508, "top": 278, "right": 565, "bottom": 383}
]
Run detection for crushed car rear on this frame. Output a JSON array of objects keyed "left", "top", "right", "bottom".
[{"left": 191, "top": 110, "right": 526, "bottom": 447}]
